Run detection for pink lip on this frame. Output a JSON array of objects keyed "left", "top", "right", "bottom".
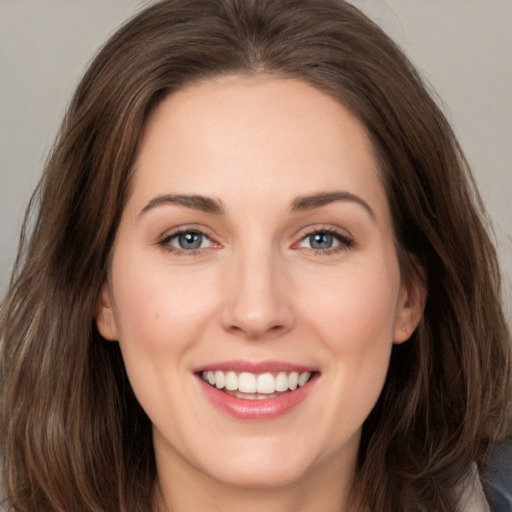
[
  {"left": 194, "top": 359, "right": 318, "bottom": 374},
  {"left": 195, "top": 362, "right": 319, "bottom": 421}
]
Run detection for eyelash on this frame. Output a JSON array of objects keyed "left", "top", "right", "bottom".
[
  {"left": 295, "top": 227, "right": 354, "bottom": 255},
  {"left": 157, "top": 227, "right": 354, "bottom": 256},
  {"left": 157, "top": 228, "right": 218, "bottom": 256}
]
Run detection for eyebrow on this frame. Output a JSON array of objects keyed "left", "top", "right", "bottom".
[
  {"left": 140, "top": 194, "right": 225, "bottom": 216},
  {"left": 290, "top": 191, "right": 375, "bottom": 219},
  {"left": 139, "top": 190, "right": 374, "bottom": 219}
]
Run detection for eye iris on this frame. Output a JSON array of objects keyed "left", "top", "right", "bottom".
[
  {"left": 178, "top": 232, "right": 202, "bottom": 250},
  {"left": 310, "top": 232, "right": 333, "bottom": 249}
]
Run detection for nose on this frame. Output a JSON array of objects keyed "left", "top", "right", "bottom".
[{"left": 221, "top": 248, "right": 295, "bottom": 340}]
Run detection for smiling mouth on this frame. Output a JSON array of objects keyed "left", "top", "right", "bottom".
[{"left": 200, "top": 370, "right": 315, "bottom": 400}]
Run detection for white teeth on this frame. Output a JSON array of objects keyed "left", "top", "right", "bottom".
[
  {"left": 238, "top": 372, "right": 257, "bottom": 393},
  {"left": 256, "top": 373, "right": 275, "bottom": 394},
  {"left": 288, "top": 371, "right": 299, "bottom": 390},
  {"left": 225, "top": 371, "right": 238, "bottom": 391},
  {"left": 275, "top": 372, "right": 289, "bottom": 392},
  {"left": 214, "top": 370, "right": 225, "bottom": 389},
  {"left": 201, "top": 370, "right": 313, "bottom": 395},
  {"left": 298, "top": 371, "right": 310, "bottom": 387}
]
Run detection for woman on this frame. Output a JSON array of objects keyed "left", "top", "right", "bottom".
[{"left": 1, "top": 0, "right": 510, "bottom": 511}]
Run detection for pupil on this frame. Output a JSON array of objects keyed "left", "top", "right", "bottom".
[
  {"left": 179, "top": 232, "right": 202, "bottom": 250},
  {"left": 310, "top": 232, "right": 333, "bottom": 249}
]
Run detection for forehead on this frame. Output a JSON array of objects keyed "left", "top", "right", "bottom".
[{"left": 130, "top": 74, "right": 388, "bottom": 218}]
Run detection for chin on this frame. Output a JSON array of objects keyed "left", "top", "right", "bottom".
[{"left": 205, "top": 456, "right": 311, "bottom": 490}]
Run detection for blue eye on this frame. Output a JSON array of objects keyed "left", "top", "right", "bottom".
[
  {"left": 161, "top": 230, "right": 213, "bottom": 252},
  {"left": 308, "top": 232, "right": 335, "bottom": 250},
  {"left": 177, "top": 232, "right": 203, "bottom": 250},
  {"left": 298, "top": 230, "right": 353, "bottom": 252}
]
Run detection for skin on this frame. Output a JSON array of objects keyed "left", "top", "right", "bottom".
[{"left": 97, "top": 75, "right": 426, "bottom": 512}]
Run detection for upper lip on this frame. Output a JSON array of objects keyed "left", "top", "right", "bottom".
[{"left": 194, "top": 360, "right": 319, "bottom": 374}]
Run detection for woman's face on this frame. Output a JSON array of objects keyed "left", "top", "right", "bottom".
[{"left": 97, "top": 75, "right": 424, "bottom": 496}]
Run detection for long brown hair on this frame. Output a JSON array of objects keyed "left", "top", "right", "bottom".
[{"left": 1, "top": 1, "right": 510, "bottom": 510}]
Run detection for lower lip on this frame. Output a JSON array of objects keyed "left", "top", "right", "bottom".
[{"left": 197, "top": 374, "right": 318, "bottom": 420}]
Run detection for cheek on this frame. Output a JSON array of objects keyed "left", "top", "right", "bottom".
[
  {"left": 303, "top": 260, "right": 400, "bottom": 350},
  {"left": 111, "top": 256, "right": 220, "bottom": 354},
  {"left": 297, "top": 256, "right": 400, "bottom": 412},
  {"left": 108, "top": 254, "right": 221, "bottom": 425},
  {"left": 305, "top": 275, "right": 398, "bottom": 440}
]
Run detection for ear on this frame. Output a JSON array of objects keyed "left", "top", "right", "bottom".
[
  {"left": 393, "top": 259, "right": 427, "bottom": 344},
  {"left": 96, "top": 282, "right": 119, "bottom": 341}
]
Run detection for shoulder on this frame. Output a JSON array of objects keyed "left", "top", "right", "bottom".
[{"left": 484, "top": 442, "right": 512, "bottom": 512}]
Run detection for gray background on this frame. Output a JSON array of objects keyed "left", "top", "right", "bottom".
[{"left": 1, "top": 0, "right": 511, "bottom": 321}]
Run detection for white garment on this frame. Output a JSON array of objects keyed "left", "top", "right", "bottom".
[{"left": 458, "top": 464, "right": 491, "bottom": 512}]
